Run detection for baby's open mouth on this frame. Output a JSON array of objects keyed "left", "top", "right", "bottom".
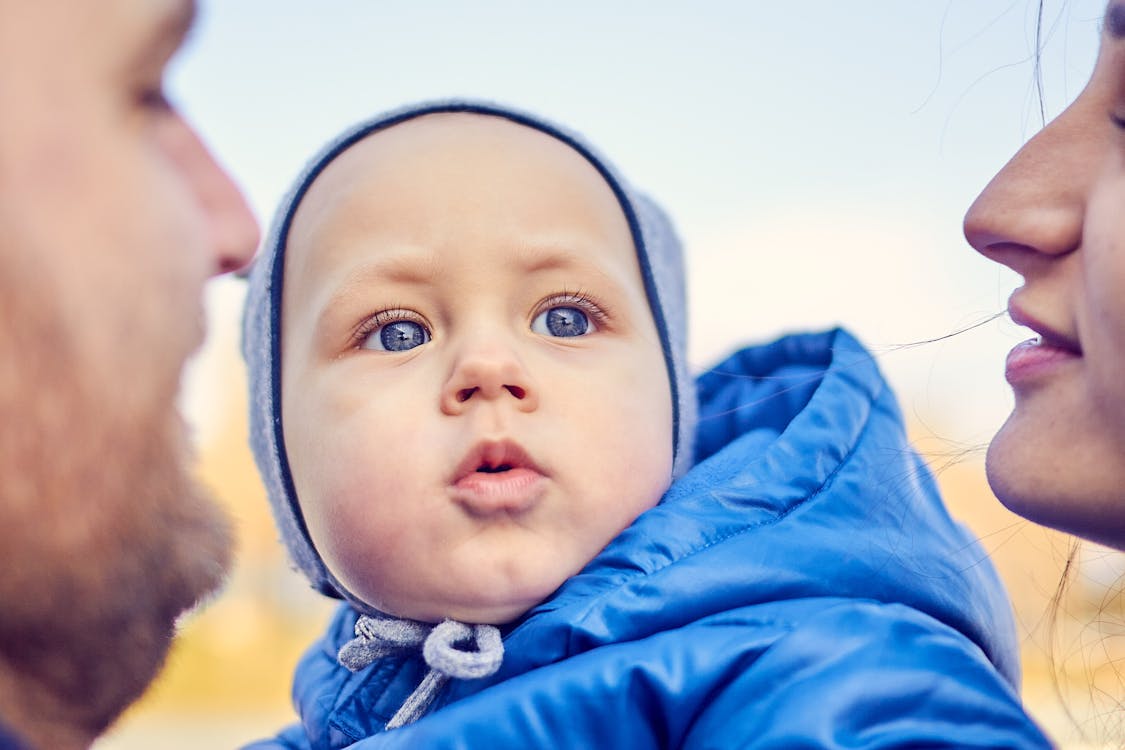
[
  {"left": 477, "top": 463, "right": 514, "bottom": 474},
  {"left": 453, "top": 439, "right": 543, "bottom": 483},
  {"left": 450, "top": 440, "right": 548, "bottom": 514}
]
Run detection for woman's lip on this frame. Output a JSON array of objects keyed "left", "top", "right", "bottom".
[
  {"left": 1005, "top": 337, "right": 1081, "bottom": 385},
  {"left": 1007, "top": 300, "right": 1082, "bottom": 354}
]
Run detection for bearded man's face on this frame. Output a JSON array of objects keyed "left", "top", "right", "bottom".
[{"left": 0, "top": 0, "right": 258, "bottom": 738}]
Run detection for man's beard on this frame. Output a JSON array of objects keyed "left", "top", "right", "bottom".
[{"left": 0, "top": 259, "right": 233, "bottom": 736}]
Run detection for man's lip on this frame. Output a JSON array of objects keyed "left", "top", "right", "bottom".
[{"left": 1007, "top": 298, "right": 1082, "bottom": 355}]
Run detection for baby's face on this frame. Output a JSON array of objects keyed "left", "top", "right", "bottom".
[{"left": 281, "top": 114, "right": 673, "bottom": 624}]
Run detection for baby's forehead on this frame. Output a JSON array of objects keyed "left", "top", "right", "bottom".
[
  {"left": 347, "top": 112, "right": 566, "bottom": 162},
  {"left": 302, "top": 113, "right": 606, "bottom": 206},
  {"left": 285, "top": 113, "right": 633, "bottom": 263}
]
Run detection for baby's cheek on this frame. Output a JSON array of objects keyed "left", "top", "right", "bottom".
[
  {"left": 317, "top": 466, "right": 396, "bottom": 547},
  {"left": 315, "top": 460, "right": 434, "bottom": 599}
]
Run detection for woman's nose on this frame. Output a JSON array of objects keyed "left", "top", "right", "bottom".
[
  {"left": 440, "top": 339, "right": 539, "bottom": 416},
  {"left": 962, "top": 103, "right": 1093, "bottom": 275}
]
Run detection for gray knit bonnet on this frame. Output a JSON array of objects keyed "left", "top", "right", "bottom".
[{"left": 242, "top": 100, "right": 696, "bottom": 607}]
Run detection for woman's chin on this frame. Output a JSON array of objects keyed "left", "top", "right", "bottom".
[{"left": 986, "top": 422, "right": 1125, "bottom": 551}]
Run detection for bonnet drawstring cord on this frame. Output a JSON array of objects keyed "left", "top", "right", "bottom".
[{"left": 338, "top": 615, "right": 504, "bottom": 730}]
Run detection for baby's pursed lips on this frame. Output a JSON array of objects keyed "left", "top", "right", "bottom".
[
  {"left": 448, "top": 438, "right": 549, "bottom": 516},
  {"left": 451, "top": 438, "right": 544, "bottom": 484}
]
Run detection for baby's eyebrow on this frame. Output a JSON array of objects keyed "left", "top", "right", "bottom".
[
  {"left": 333, "top": 251, "right": 441, "bottom": 290},
  {"left": 517, "top": 248, "right": 585, "bottom": 274},
  {"left": 314, "top": 252, "right": 439, "bottom": 328},
  {"left": 512, "top": 243, "right": 636, "bottom": 279}
]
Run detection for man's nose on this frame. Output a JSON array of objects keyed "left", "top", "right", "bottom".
[{"left": 182, "top": 122, "right": 260, "bottom": 276}]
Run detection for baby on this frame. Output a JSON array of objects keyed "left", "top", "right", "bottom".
[{"left": 243, "top": 101, "right": 1049, "bottom": 749}]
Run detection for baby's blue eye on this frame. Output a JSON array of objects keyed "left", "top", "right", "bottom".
[
  {"left": 362, "top": 319, "right": 430, "bottom": 352},
  {"left": 531, "top": 306, "right": 591, "bottom": 338}
]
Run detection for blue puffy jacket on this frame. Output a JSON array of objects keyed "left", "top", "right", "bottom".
[{"left": 249, "top": 329, "right": 1051, "bottom": 749}]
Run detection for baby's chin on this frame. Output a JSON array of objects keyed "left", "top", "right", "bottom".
[
  {"left": 375, "top": 583, "right": 558, "bottom": 626},
  {"left": 385, "top": 599, "right": 538, "bottom": 627},
  {"left": 356, "top": 552, "right": 586, "bottom": 625}
]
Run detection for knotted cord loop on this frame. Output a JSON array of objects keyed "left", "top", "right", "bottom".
[{"left": 337, "top": 614, "right": 504, "bottom": 729}]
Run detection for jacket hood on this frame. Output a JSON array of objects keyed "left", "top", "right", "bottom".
[{"left": 241, "top": 100, "right": 696, "bottom": 605}]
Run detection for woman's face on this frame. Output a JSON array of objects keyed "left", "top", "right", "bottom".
[{"left": 962, "top": 1, "right": 1125, "bottom": 550}]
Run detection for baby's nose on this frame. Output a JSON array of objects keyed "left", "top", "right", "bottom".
[{"left": 440, "top": 344, "right": 539, "bottom": 416}]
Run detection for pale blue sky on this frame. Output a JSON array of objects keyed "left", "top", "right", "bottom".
[{"left": 174, "top": 0, "right": 1106, "bottom": 449}]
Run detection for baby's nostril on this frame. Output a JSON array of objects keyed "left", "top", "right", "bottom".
[
  {"left": 505, "top": 385, "right": 526, "bottom": 399},
  {"left": 457, "top": 387, "right": 478, "bottom": 402}
]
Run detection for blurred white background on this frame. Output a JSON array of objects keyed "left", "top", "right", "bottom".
[{"left": 180, "top": 0, "right": 1107, "bottom": 452}]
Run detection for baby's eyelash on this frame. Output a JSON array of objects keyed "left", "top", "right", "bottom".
[
  {"left": 534, "top": 290, "right": 612, "bottom": 329},
  {"left": 350, "top": 308, "right": 429, "bottom": 347}
]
